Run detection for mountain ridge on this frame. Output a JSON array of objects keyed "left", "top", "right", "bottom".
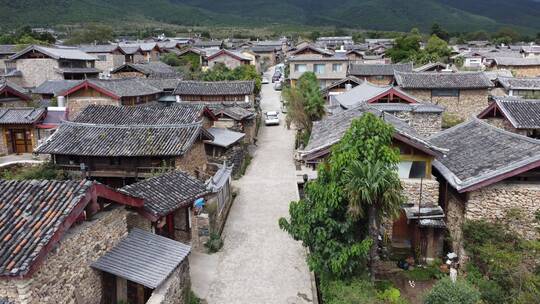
[{"left": 0, "top": 0, "right": 538, "bottom": 33}]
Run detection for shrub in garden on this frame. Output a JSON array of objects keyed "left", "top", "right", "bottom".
[{"left": 423, "top": 278, "right": 480, "bottom": 304}]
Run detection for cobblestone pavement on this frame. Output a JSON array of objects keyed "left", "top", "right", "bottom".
[{"left": 190, "top": 68, "right": 314, "bottom": 304}]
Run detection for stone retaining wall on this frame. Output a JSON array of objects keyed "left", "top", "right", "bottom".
[
  {"left": 175, "top": 142, "right": 208, "bottom": 176},
  {"left": 466, "top": 183, "right": 540, "bottom": 240},
  {"left": 393, "top": 112, "right": 442, "bottom": 137}
]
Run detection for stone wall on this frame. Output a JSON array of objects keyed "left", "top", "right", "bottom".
[
  {"left": 482, "top": 117, "right": 527, "bottom": 136},
  {"left": 208, "top": 54, "right": 243, "bottom": 70},
  {"left": 0, "top": 129, "right": 9, "bottom": 156},
  {"left": 175, "top": 141, "right": 208, "bottom": 176},
  {"left": 111, "top": 71, "right": 145, "bottom": 79},
  {"left": 445, "top": 191, "right": 467, "bottom": 256},
  {"left": 3, "top": 207, "right": 130, "bottom": 304},
  {"left": 404, "top": 89, "right": 489, "bottom": 120},
  {"left": 499, "top": 65, "right": 540, "bottom": 77},
  {"left": 401, "top": 178, "right": 439, "bottom": 207},
  {"left": 392, "top": 112, "right": 442, "bottom": 137},
  {"left": 365, "top": 75, "right": 394, "bottom": 85},
  {"left": 67, "top": 96, "right": 119, "bottom": 120},
  {"left": 16, "top": 58, "right": 61, "bottom": 88},
  {"left": 0, "top": 279, "right": 19, "bottom": 304},
  {"left": 466, "top": 182, "right": 540, "bottom": 240},
  {"left": 146, "top": 259, "right": 190, "bottom": 304},
  {"left": 191, "top": 212, "right": 210, "bottom": 252}
]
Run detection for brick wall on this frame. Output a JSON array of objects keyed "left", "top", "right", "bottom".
[
  {"left": 111, "top": 71, "right": 145, "bottom": 79},
  {"left": 365, "top": 75, "right": 394, "bottom": 85},
  {"left": 16, "top": 59, "right": 61, "bottom": 88},
  {"left": 175, "top": 141, "right": 208, "bottom": 176},
  {"left": 404, "top": 89, "right": 489, "bottom": 120}
]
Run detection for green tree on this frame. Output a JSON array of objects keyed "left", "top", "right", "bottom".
[
  {"left": 201, "top": 63, "right": 261, "bottom": 94},
  {"left": 345, "top": 160, "right": 404, "bottom": 277},
  {"left": 309, "top": 31, "right": 321, "bottom": 42},
  {"left": 493, "top": 27, "right": 521, "bottom": 44},
  {"left": 161, "top": 53, "right": 183, "bottom": 67},
  {"left": 283, "top": 72, "right": 324, "bottom": 146},
  {"left": 430, "top": 23, "right": 449, "bottom": 41},
  {"left": 416, "top": 35, "right": 452, "bottom": 64},
  {"left": 279, "top": 113, "right": 402, "bottom": 278},
  {"left": 424, "top": 278, "right": 481, "bottom": 304},
  {"left": 65, "top": 24, "right": 114, "bottom": 45},
  {"left": 386, "top": 29, "right": 421, "bottom": 63}
]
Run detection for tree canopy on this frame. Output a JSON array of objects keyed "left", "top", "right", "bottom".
[
  {"left": 279, "top": 113, "right": 403, "bottom": 278},
  {"left": 201, "top": 63, "right": 261, "bottom": 93}
]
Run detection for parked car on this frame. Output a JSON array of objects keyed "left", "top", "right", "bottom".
[
  {"left": 272, "top": 71, "right": 281, "bottom": 83},
  {"left": 274, "top": 81, "right": 283, "bottom": 91},
  {"left": 264, "top": 111, "right": 280, "bottom": 126},
  {"left": 262, "top": 77, "right": 269, "bottom": 84}
]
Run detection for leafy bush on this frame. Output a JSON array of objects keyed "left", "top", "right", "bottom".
[
  {"left": 1, "top": 163, "right": 67, "bottom": 180},
  {"left": 187, "top": 290, "right": 201, "bottom": 304},
  {"left": 441, "top": 113, "right": 464, "bottom": 129},
  {"left": 423, "top": 278, "right": 480, "bottom": 304},
  {"left": 204, "top": 232, "right": 223, "bottom": 254},
  {"left": 463, "top": 220, "right": 540, "bottom": 304},
  {"left": 321, "top": 276, "right": 409, "bottom": 304},
  {"left": 404, "top": 265, "right": 443, "bottom": 281}
]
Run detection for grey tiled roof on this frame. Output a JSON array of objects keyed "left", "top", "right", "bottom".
[
  {"left": 144, "top": 78, "right": 182, "bottom": 91},
  {"left": 429, "top": 118, "right": 540, "bottom": 191},
  {"left": 251, "top": 45, "right": 280, "bottom": 53},
  {"left": 87, "top": 78, "right": 162, "bottom": 97},
  {"left": 300, "top": 105, "right": 444, "bottom": 159},
  {"left": 0, "top": 179, "right": 94, "bottom": 277},
  {"left": 33, "top": 80, "right": 82, "bottom": 96},
  {"left": 73, "top": 104, "right": 206, "bottom": 125},
  {"left": 395, "top": 71, "right": 493, "bottom": 89},
  {"left": 91, "top": 229, "right": 191, "bottom": 289},
  {"left": 78, "top": 44, "right": 119, "bottom": 53},
  {"left": 493, "top": 57, "right": 540, "bottom": 66},
  {"left": 369, "top": 103, "right": 444, "bottom": 113},
  {"left": 321, "top": 76, "right": 363, "bottom": 94},
  {"left": 35, "top": 122, "right": 211, "bottom": 157},
  {"left": 120, "top": 171, "right": 208, "bottom": 216},
  {"left": 348, "top": 63, "right": 413, "bottom": 76},
  {"left": 174, "top": 80, "right": 255, "bottom": 96},
  {"left": 488, "top": 96, "right": 540, "bottom": 129},
  {"left": 0, "top": 45, "right": 17, "bottom": 55},
  {"left": 0, "top": 108, "right": 46, "bottom": 125},
  {"left": 10, "top": 45, "right": 96, "bottom": 61},
  {"left": 497, "top": 76, "right": 540, "bottom": 91},
  {"left": 213, "top": 106, "right": 255, "bottom": 121},
  {"left": 56, "top": 67, "right": 101, "bottom": 74},
  {"left": 111, "top": 62, "right": 182, "bottom": 79},
  {"left": 0, "top": 79, "right": 30, "bottom": 98},
  {"left": 207, "top": 127, "right": 245, "bottom": 148}
]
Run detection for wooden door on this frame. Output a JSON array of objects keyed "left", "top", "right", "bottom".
[
  {"left": 11, "top": 129, "right": 30, "bottom": 154},
  {"left": 392, "top": 211, "right": 410, "bottom": 244}
]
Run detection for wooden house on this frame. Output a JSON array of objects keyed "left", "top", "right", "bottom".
[
  {"left": 297, "top": 105, "right": 446, "bottom": 261},
  {"left": 35, "top": 104, "right": 215, "bottom": 187},
  {"left": 0, "top": 107, "right": 47, "bottom": 155},
  {"left": 478, "top": 96, "right": 540, "bottom": 138}
]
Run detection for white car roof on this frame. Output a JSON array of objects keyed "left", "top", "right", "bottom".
[{"left": 266, "top": 111, "right": 278, "bottom": 115}]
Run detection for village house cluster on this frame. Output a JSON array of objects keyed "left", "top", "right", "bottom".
[
  {"left": 0, "top": 32, "right": 539, "bottom": 304},
  {"left": 291, "top": 37, "right": 540, "bottom": 263}
]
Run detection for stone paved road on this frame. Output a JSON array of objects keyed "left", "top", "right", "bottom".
[{"left": 190, "top": 68, "right": 313, "bottom": 304}]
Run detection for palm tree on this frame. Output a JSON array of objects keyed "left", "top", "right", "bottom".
[{"left": 345, "top": 160, "right": 405, "bottom": 278}]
